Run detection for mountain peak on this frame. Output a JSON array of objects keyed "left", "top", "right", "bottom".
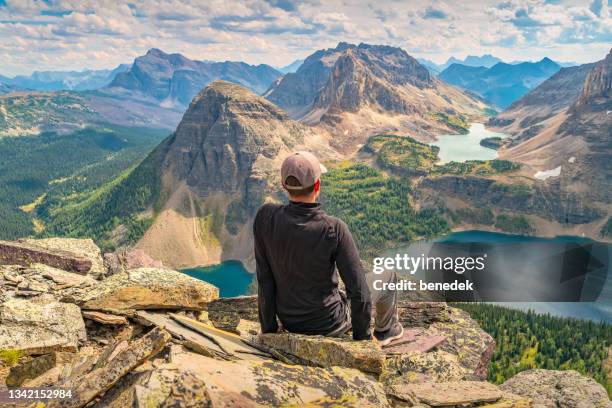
[
  {"left": 145, "top": 48, "right": 168, "bottom": 57},
  {"left": 187, "top": 80, "right": 287, "bottom": 119},
  {"left": 335, "top": 42, "right": 355, "bottom": 51}
]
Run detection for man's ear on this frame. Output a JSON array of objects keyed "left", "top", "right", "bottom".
[{"left": 314, "top": 179, "right": 321, "bottom": 193}]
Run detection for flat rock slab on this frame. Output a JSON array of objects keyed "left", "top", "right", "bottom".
[
  {"left": 390, "top": 381, "right": 503, "bottom": 406},
  {"left": 257, "top": 332, "right": 386, "bottom": 375},
  {"left": 0, "top": 240, "right": 92, "bottom": 275},
  {"left": 82, "top": 310, "right": 128, "bottom": 325},
  {"left": 168, "top": 347, "right": 390, "bottom": 407},
  {"left": 0, "top": 297, "right": 87, "bottom": 355},
  {"left": 170, "top": 313, "right": 269, "bottom": 361},
  {"left": 79, "top": 267, "right": 219, "bottom": 312},
  {"left": 383, "top": 335, "right": 446, "bottom": 355},
  {"left": 136, "top": 311, "right": 254, "bottom": 360}
]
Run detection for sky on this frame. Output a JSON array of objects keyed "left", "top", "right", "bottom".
[{"left": 0, "top": 0, "right": 610, "bottom": 76}]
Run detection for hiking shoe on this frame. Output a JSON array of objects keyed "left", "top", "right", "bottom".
[{"left": 374, "top": 323, "right": 404, "bottom": 346}]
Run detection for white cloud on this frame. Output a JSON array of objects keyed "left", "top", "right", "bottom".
[{"left": 0, "top": 0, "right": 609, "bottom": 76}]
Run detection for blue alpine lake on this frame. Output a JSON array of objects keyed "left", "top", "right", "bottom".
[
  {"left": 430, "top": 123, "right": 508, "bottom": 163},
  {"left": 181, "top": 260, "right": 254, "bottom": 298},
  {"left": 181, "top": 230, "right": 610, "bottom": 322}
]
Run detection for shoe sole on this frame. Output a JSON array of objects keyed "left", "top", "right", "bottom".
[{"left": 378, "top": 325, "right": 405, "bottom": 347}]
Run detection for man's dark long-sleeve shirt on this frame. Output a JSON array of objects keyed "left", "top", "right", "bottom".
[{"left": 253, "top": 201, "right": 372, "bottom": 340}]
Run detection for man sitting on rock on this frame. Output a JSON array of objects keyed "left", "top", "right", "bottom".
[{"left": 253, "top": 151, "right": 404, "bottom": 345}]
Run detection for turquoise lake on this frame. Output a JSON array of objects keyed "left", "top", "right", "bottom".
[
  {"left": 430, "top": 123, "right": 508, "bottom": 163},
  {"left": 181, "top": 260, "right": 254, "bottom": 298},
  {"left": 180, "top": 231, "right": 610, "bottom": 322}
]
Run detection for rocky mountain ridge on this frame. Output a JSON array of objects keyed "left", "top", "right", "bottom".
[
  {"left": 491, "top": 48, "right": 611, "bottom": 211},
  {"left": 107, "top": 48, "right": 281, "bottom": 108},
  {"left": 0, "top": 64, "right": 130, "bottom": 92},
  {"left": 1, "top": 237, "right": 609, "bottom": 407},
  {"left": 267, "top": 42, "right": 487, "bottom": 152}
]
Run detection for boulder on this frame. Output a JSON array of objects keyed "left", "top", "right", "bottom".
[
  {"left": 22, "top": 238, "right": 106, "bottom": 278},
  {"left": 501, "top": 369, "right": 612, "bottom": 408},
  {"left": 0, "top": 239, "right": 96, "bottom": 276},
  {"left": 0, "top": 296, "right": 87, "bottom": 355},
  {"left": 163, "top": 345, "right": 391, "bottom": 407},
  {"left": 257, "top": 332, "right": 385, "bottom": 375},
  {"left": 388, "top": 381, "right": 503, "bottom": 406},
  {"left": 78, "top": 267, "right": 219, "bottom": 313},
  {"left": 47, "top": 327, "right": 172, "bottom": 408}
]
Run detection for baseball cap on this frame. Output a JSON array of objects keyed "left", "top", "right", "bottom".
[{"left": 281, "top": 151, "right": 328, "bottom": 191}]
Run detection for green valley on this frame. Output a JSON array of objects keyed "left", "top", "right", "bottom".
[
  {"left": 320, "top": 162, "right": 450, "bottom": 256},
  {"left": 0, "top": 126, "right": 168, "bottom": 241}
]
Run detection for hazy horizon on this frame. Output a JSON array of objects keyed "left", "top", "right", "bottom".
[{"left": 0, "top": 0, "right": 610, "bottom": 77}]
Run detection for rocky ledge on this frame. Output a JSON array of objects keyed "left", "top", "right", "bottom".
[{"left": 0, "top": 238, "right": 609, "bottom": 407}]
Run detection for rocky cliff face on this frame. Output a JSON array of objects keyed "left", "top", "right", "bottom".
[
  {"left": 108, "top": 49, "right": 281, "bottom": 107},
  {"left": 131, "top": 80, "right": 334, "bottom": 268},
  {"left": 420, "top": 175, "right": 603, "bottom": 224},
  {"left": 266, "top": 43, "right": 487, "bottom": 152},
  {"left": 264, "top": 42, "right": 354, "bottom": 117},
  {"left": 575, "top": 49, "right": 612, "bottom": 108},
  {"left": 1, "top": 238, "right": 609, "bottom": 408},
  {"left": 495, "top": 48, "right": 611, "bottom": 208}
]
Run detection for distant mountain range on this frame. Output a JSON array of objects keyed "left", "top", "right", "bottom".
[
  {"left": 0, "top": 83, "right": 23, "bottom": 95},
  {"left": 418, "top": 55, "right": 578, "bottom": 75},
  {"left": 439, "top": 58, "right": 561, "bottom": 109},
  {"left": 104, "top": 48, "right": 281, "bottom": 108},
  {"left": 418, "top": 54, "right": 503, "bottom": 74},
  {"left": 0, "top": 65, "right": 130, "bottom": 92},
  {"left": 265, "top": 42, "right": 486, "bottom": 148},
  {"left": 278, "top": 59, "right": 304, "bottom": 73},
  {"left": 0, "top": 49, "right": 284, "bottom": 137}
]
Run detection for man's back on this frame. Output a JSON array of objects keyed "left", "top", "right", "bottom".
[{"left": 254, "top": 201, "right": 372, "bottom": 339}]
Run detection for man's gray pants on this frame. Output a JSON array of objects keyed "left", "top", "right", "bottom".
[
  {"left": 366, "top": 269, "right": 400, "bottom": 333},
  {"left": 332, "top": 268, "right": 400, "bottom": 336}
]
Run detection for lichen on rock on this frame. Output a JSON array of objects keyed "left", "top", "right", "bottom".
[{"left": 257, "top": 332, "right": 386, "bottom": 375}]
